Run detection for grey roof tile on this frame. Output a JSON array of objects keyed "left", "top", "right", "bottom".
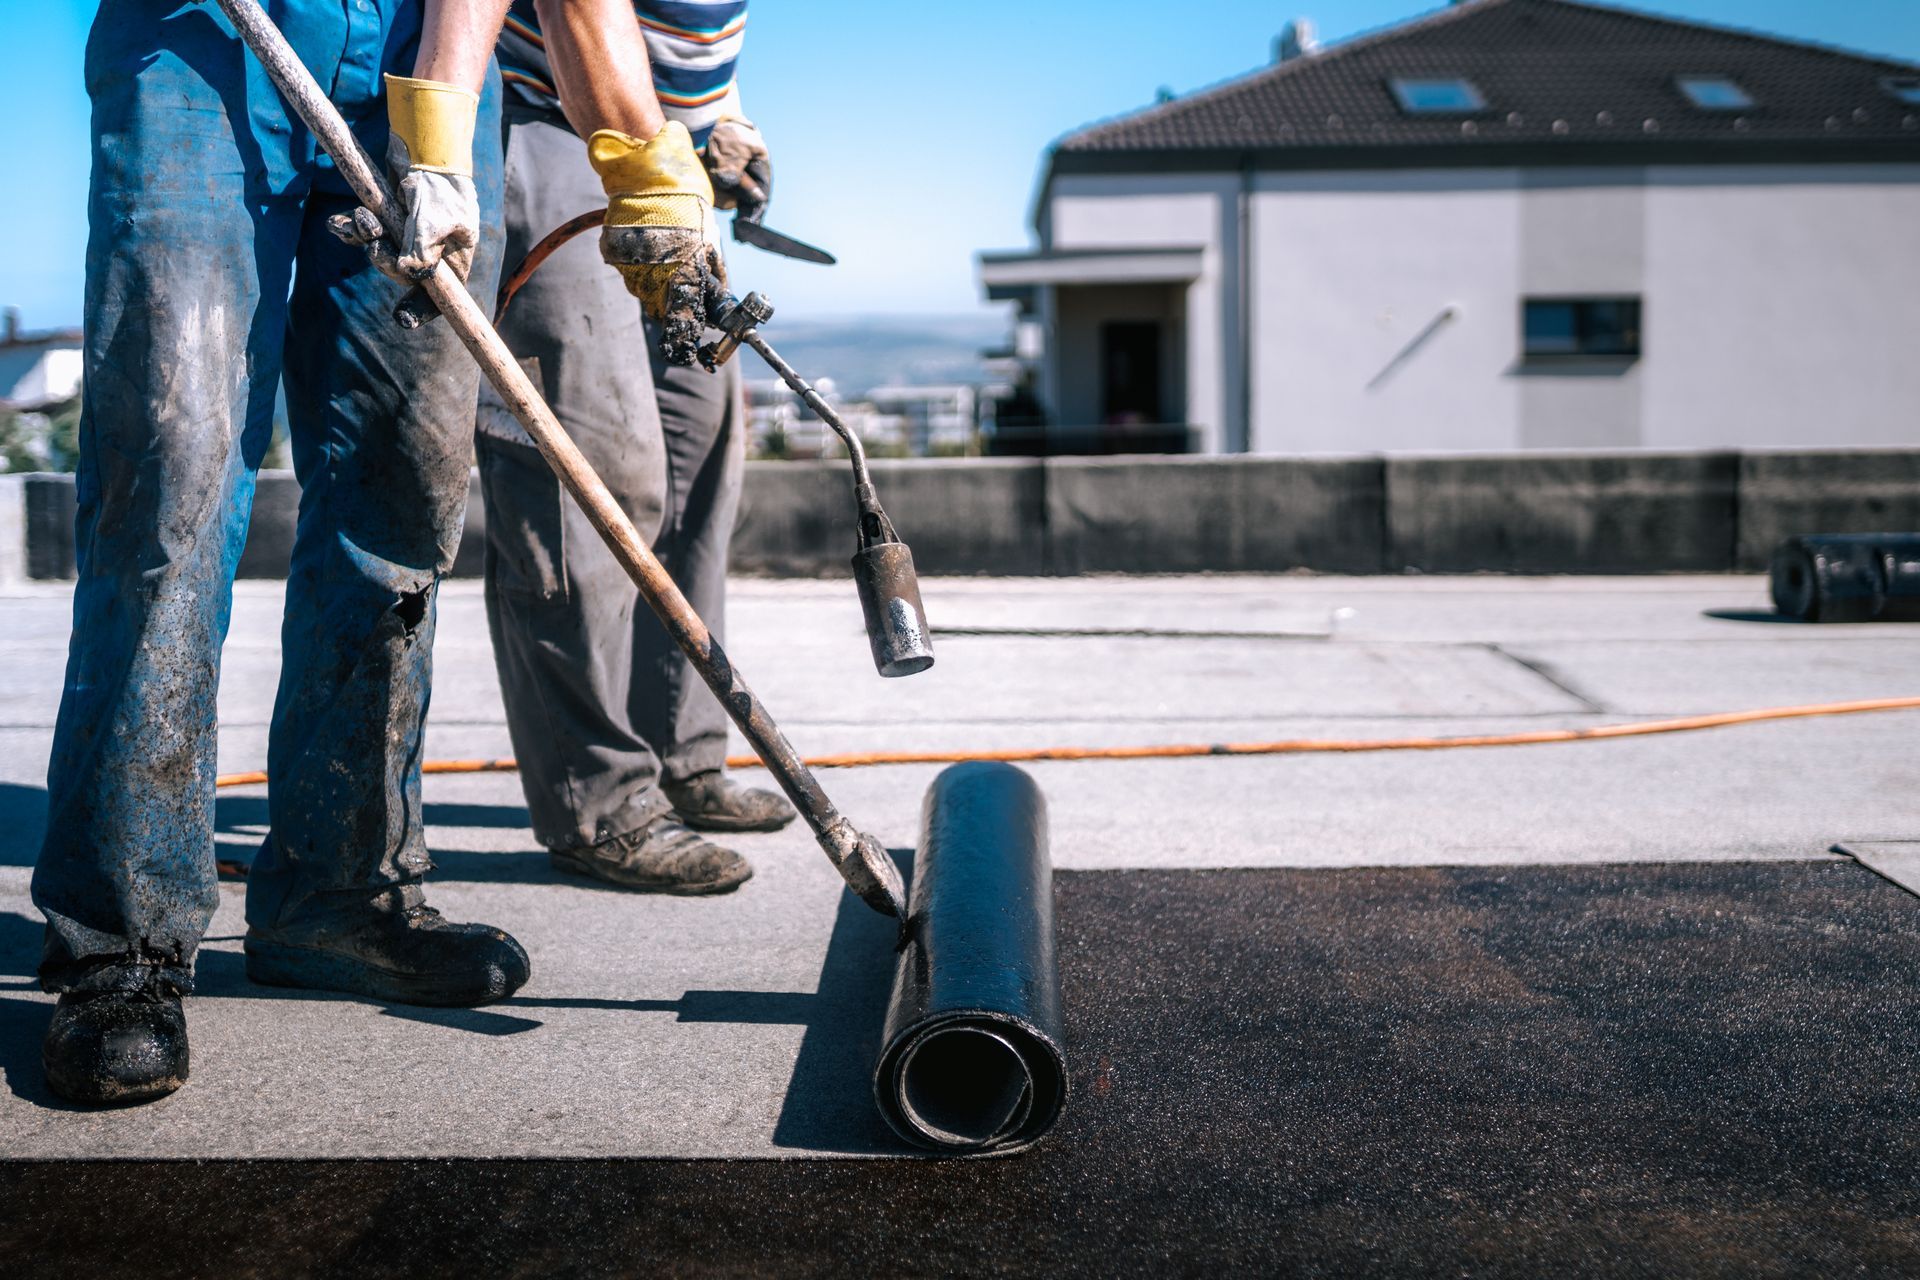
[{"left": 1059, "top": 0, "right": 1920, "bottom": 156}]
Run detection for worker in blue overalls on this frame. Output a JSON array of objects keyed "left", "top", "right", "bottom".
[{"left": 36, "top": 0, "right": 725, "bottom": 1106}]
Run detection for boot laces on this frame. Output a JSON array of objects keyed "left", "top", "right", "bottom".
[{"left": 129, "top": 968, "right": 174, "bottom": 1004}]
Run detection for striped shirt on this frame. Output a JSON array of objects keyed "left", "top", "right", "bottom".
[{"left": 498, "top": 1, "right": 747, "bottom": 147}]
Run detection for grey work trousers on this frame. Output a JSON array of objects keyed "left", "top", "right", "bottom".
[{"left": 478, "top": 115, "right": 743, "bottom": 852}]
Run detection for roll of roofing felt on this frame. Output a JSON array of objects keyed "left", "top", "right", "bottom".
[
  {"left": 875, "top": 762, "right": 1067, "bottom": 1154},
  {"left": 1770, "top": 534, "right": 1920, "bottom": 623}
]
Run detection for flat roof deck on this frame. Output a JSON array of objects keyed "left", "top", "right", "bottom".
[{"left": 3, "top": 575, "right": 1918, "bottom": 1271}]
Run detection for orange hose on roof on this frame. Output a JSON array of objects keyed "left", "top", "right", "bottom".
[{"left": 212, "top": 695, "right": 1920, "bottom": 788}]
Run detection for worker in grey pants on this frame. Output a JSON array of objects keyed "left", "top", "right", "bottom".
[{"left": 478, "top": 109, "right": 792, "bottom": 894}]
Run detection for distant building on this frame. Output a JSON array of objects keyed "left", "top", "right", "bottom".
[
  {"left": 979, "top": 0, "right": 1920, "bottom": 455},
  {"left": 866, "top": 385, "right": 979, "bottom": 455},
  {"left": 0, "top": 311, "right": 82, "bottom": 412},
  {"left": 745, "top": 378, "right": 907, "bottom": 458}
]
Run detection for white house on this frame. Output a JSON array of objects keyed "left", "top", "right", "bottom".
[
  {"left": 979, "top": 0, "right": 1920, "bottom": 455},
  {"left": 0, "top": 311, "right": 82, "bottom": 412}
]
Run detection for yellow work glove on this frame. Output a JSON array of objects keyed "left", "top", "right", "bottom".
[
  {"left": 589, "top": 121, "right": 728, "bottom": 367},
  {"left": 328, "top": 74, "right": 481, "bottom": 328}
]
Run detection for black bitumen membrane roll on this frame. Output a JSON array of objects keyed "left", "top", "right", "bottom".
[
  {"left": 1770, "top": 533, "right": 1920, "bottom": 622},
  {"left": 874, "top": 762, "right": 1066, "bottom": 1154},
  {"left": 15, "top": 863, "right": 1920, "bottom": 1273}
]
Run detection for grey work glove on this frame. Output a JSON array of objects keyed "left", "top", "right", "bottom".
[
  {"left": 327, "top": 134, "right": 481, "bottom": 329},
  {"left": 703, "top": 117, "right": 772, "bottom": 216}
]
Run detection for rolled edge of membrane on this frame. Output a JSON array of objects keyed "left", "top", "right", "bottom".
[
  {"left": 873, "top": 761, "right": 1066, "bottom": 1154},
  {"left": 875, "top": 1011, "right": 1066, "bottom": 1154}
]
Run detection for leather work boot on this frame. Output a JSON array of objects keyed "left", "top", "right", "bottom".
[
  {"left": 663, "top": 771, "right": 797, "bottom": 834},
  {"left": 43, "top": 968, "right": 189, "bottom": 1107},
  {"left": 552, "top": 813, "right": 753, "bottom": 894},
  {"left": 245, "top": 905, "right": 531, "bottom": 1007}
]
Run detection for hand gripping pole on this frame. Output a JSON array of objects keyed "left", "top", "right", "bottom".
[{"left": 214, "top": 0, "right": 905, "bottom": 918}]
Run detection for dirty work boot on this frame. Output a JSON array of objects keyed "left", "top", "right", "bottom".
[
  {"left": 552, "top": 813, "right": 753, "bottom": 894},
  {"left": 245, "top": 905, "right": 530, "bottom": 1008},
  {"left": 663, "top": 771, "right": 796, "bottom": 834},
  {"left": 43, "top": 967, "right": 189, "bottom": 1107}
]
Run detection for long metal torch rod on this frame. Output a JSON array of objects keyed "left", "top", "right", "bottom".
[
  {"left": 214, "top": 0, "right": 904, "bottom": 918},
  {"left": 740, "top": 332, "right": 874, "bottom": 484},
  {"left": 740, "top": 330, "right": 896, "bottom": 541}
]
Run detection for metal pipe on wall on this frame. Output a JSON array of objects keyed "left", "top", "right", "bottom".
[
  {"left": 875, "top": 763, "right": 1067, "bottom": 1154},
  {"left": 1236, "top": 153, "right": 1255, "bottom": 454}
]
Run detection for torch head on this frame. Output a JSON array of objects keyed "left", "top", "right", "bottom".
[
  {"left": 854, "top": 540, "right": 934, "bottom": 678},
  {"left": 819, "top": 819, "right": 908, "bottom": 919}
]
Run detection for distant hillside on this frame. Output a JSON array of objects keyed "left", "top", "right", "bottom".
[{"left": 752, "top": 312, "right": 1009, "bottom": 397}]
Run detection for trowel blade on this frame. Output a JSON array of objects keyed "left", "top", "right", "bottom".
[{"left": 733, "top": 217, "right": 837, "bottom": 265}]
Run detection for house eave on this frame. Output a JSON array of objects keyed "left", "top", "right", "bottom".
[
  {"left": 1027, "top": 135, "right": 1920, "bottom": 235},
  {"left": 978, "top": 247, "right": 1208, "bottom": 302},
  {"left": 1045, "top": 136, "right": 1920, "bottom": 182}
]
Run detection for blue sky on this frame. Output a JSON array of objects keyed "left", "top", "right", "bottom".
[{"left": 3, "top": 1, "right": 1917, "bottom": 330}]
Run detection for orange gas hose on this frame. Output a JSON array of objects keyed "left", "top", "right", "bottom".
[
  {"left": 212, "top": 695, "right": 1920, "bottom": 788},
  {"left": 493, "top": 208, "right": 606, "bottom": 325}
]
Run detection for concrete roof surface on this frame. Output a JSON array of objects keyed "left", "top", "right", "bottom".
[{"left": 1, "top": 574, "right": 1917, "bottom": 1160}]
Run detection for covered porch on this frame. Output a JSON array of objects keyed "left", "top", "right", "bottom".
[{"left": 979, "top": 246, "right": 1204, "bottom": 455}]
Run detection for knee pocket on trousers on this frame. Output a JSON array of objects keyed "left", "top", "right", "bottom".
[{"left": 479, "top": 441, "right": 570, "bottom": 603}]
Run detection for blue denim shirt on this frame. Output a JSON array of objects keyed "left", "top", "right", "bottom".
[{"left": 85, "top": 0, "right": 438, "bottom": 199}]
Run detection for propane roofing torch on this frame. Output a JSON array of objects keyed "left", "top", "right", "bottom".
[
  {"left": 494, "top": 216, "right": 935, "bottom": 681},
  {"left": 700, "top": 292, "right": 934, "bottom": 679}
]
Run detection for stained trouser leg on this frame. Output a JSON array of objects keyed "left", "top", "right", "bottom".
[
  {"left": 32, "top": 10, "right": 298, "bottom": 991},
  {"left": 476, "top": 116, "right": 672, "bottom": 853},
  {"left": 636, "top": 336, "right": 746, "bottom": 784},
  {"left": 244, "top": 79, "right": 505, "bottom": 930}
]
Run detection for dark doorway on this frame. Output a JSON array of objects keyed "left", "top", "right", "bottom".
[{"left": 1100, "top": 321, "right": 1162, "bottom": 425}]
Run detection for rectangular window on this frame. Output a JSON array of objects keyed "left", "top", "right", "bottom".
[
  {"left": 1388, "top": 77, "right": 1486, "bottom": 115},
  {"left": 1676, "top": 75, "right": 1754, "bottom": 110},
  {"left": 1522, "top": 299, "right": 1642, "bottom": 359},
  {"left": 1884, "top": 76, "right": 1920, "bottom": 106}
]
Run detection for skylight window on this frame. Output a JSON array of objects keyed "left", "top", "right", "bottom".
[
  {"left": 1883, "top": 77, "right": 1920, "bottom": 106},
  {"left": 1389, "top": 77, "right": 1486, "bottom": 115},
  {"left": 1676, "top": 76, "right": 1754, "bottom": 110}
]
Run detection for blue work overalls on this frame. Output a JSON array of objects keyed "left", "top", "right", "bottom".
[{"left": 32, "top": 0, "right": 504, "bottom": 992}]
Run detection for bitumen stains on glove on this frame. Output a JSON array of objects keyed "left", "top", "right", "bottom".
[
  {"left": 601, "top": 225, "right": 728, "bottom": 367},
  {"left": 381, "top": 74, "right": 479, "bottom": 282},
  {"left": 589, "top": 122, "right": 728, "bottom": 367},
  {"left": 325, "top": 141, "right": 481, "bottom": 329},
  {"left": 327, "top": 74, "right": 482, "bottom": 329}
]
